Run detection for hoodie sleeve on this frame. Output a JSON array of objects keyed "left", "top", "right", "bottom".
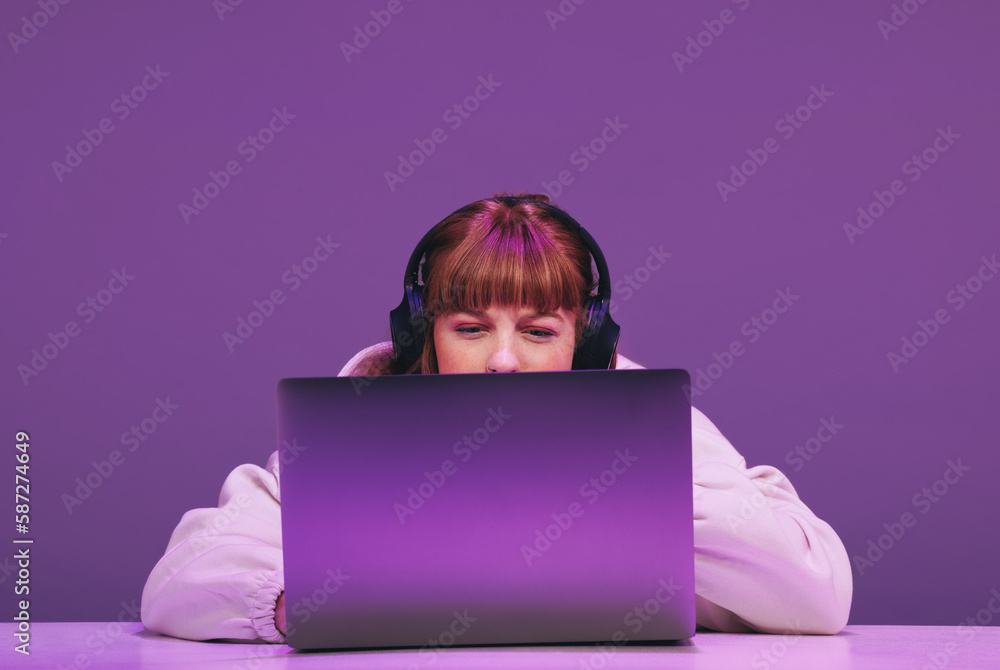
[
  {"left": 140, "top": 450, "right": 287, "bottom": 642},
  {"left": 615, "top": 352, "right": 852, "bottom": 633},
  {"left": 141, "top": 344, "right": 392, "bottom": 642},
  {"left": 689, "top": 406, "right": 853, "bottom": 634}
]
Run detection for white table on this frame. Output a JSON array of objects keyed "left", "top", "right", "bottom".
[{"left": 4, "top": 622, "right": 999, "bottom": 668}]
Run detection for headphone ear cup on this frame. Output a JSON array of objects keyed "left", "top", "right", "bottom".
[
  {"left": 573, "top": 294, "right": 620, "bottom": 370},
  {"left": 410, "top": 289, "right": 426, "bottom": 355},
  {"left": 573, "top": 294, "right": 596, "bottom": 369},
  {"left": 582, "top": 294, "right": 599, "bottom": 337},
  {"left": 389, "top": 286, "right": 426, "bottom": 371}
]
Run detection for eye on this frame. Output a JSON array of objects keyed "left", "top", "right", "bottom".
[
  {"left": 527, "top": 329, "right": 554, "bottom": 338},
  {"left": 456, "top": 326, "right": 483, "bottom": 334}
]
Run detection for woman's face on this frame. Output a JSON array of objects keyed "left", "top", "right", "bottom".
[{"left": 433, "top": 304, "right": 576, "bottom": 373}]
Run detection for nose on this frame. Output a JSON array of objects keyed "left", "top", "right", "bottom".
[{"left": 486, "top": 344, "right": 518, "bottom": 373}]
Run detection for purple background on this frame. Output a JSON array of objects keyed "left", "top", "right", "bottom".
[{"left": 1, "top": 0, "right": 998, "bottom": 627}]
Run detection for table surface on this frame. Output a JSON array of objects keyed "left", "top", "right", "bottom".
[{"left": 4, "top": 623, "right": 999, "bottom": 668}]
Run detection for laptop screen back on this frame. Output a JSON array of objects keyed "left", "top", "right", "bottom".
[{"left": 277, "top": 368, "right": 694, "bottom": 649}]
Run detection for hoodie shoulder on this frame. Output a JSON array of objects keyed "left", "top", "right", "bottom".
[
  {"left": 337, "top": 340, "right": 395, "bottom": 377},
  {"left": 614, "top": 352, "right": 645, "bottom": 370}
]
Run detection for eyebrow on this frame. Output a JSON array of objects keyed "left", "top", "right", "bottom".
[{"left": 453, "top": 309, "right": 565, "bottom": 322}]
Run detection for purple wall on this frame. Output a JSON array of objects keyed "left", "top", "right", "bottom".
[{"left": 2, "top": 0, "right": 998, "bottom": 627}]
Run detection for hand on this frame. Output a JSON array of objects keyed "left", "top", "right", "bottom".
[{"left": 275, "top": 591, "right": 286, "bottom": 635}]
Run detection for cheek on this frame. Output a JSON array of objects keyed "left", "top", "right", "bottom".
[
  {"left": 433, "top": 329, "right": 450, "bottom": 369},
  {"left": 433, "top": 329, "right": 465, "bottom": 373},
  {"left": 555, "top": 340, "right": 576, "bottom": 369},
  {"left": 549, "top": 333, "right": 576, "bottom": 368}
]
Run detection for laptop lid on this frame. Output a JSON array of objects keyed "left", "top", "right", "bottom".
[{"left": 277, "top": 368, "right": 694, "bottom": 650}]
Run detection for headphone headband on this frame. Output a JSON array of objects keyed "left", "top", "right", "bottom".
[{"left": 389, "top": 196, "right": 620, "bottom": 371}]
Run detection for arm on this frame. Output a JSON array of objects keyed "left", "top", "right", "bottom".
[
  {"left": 691, "top": 406, "right": 853, "bottom": 634},
  {"left": 140, "top": 450, "right": 287, "bottom": 642},
  {"left": 141, "top": 343, "right": 389, "bottom": 642},
  {"left": 614, "top": 352, "right": 851, "bottom": 632}
]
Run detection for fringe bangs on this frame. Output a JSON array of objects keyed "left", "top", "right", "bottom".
[{"left": 423, "top": 229, "right": 585, "bottom": 318}]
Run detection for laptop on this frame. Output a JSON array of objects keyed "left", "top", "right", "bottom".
[{"left": 276, "top": 368, "right": 694, "bottom": 650}]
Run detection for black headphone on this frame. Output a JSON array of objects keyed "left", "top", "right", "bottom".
[{"left": 389, "top": 196, "right": 621, "bottom": 371}]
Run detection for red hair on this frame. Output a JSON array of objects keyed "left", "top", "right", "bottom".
[{"left": 361, "top": 192, "right": 615, "bottom": 374}]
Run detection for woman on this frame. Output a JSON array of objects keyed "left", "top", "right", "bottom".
[{"left": 141, "top": 193, "right": 852, "bottom": 642}]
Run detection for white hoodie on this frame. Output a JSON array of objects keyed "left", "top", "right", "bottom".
[{"left": 141, "top": 342, "right": 852, "bottom": 642}]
